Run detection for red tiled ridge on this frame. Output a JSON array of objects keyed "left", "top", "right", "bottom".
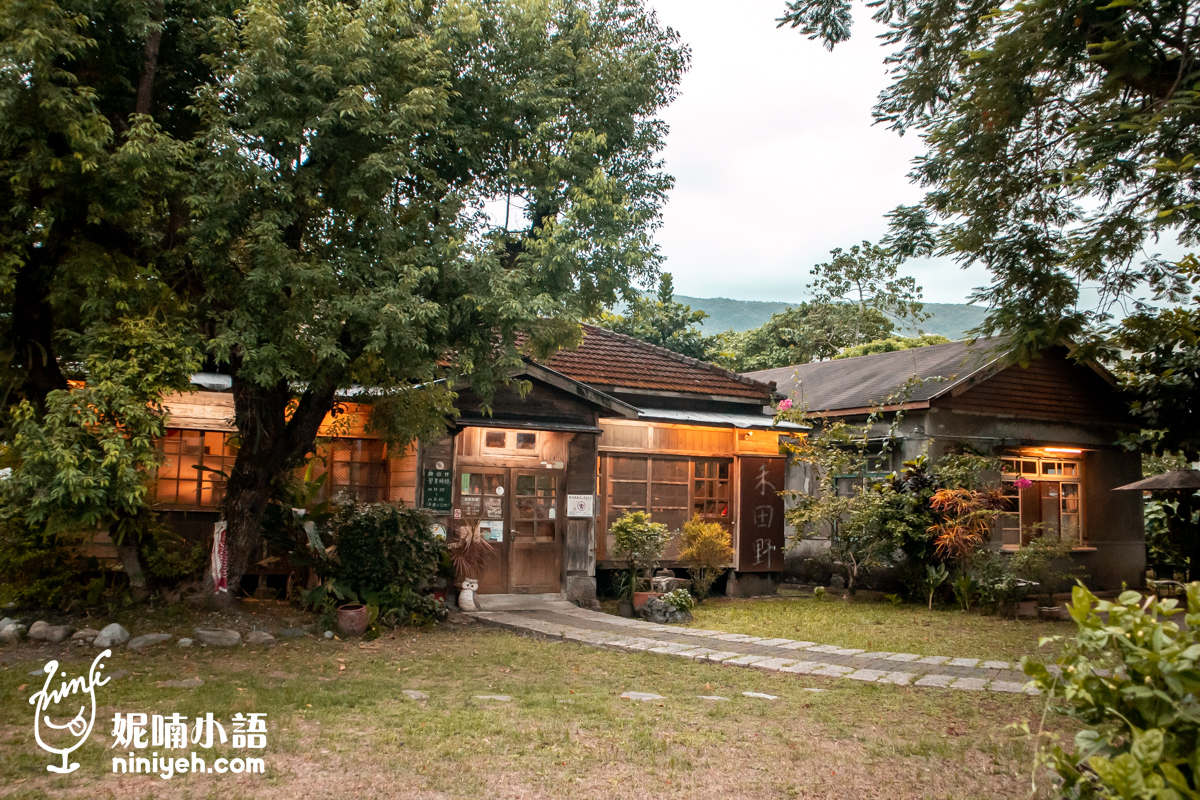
[{"left": 538, "top": 324, "right": 775, "bottom": 401}]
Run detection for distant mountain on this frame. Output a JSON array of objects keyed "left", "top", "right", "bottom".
[{"left": 675, "top": 295, "right": 990, "bottom": 340}]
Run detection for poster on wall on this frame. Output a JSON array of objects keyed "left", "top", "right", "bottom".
[
  {"left": 737, "top": 457, "right": 786, "bottom": 573},
  {"left": 480, "top": 520, "right": 504, "bottom": 542},
  {"left": 484, "top": 496, "right": 504, "bottom": 519},
  {"left": 421, "top": 468, "right": 453, "bottom": 513}
]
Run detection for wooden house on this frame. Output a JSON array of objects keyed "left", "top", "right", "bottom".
[
  {"left": 147, "top": 325, "right": 802, "bottom": 605},
  {"left": 745, "top": 339, "right": 1145, "bottom": 590}
]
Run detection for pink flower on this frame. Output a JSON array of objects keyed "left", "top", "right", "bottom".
[
  {"left": 1014, "top": 477, "right": 1033, "bottom": 489},
  {"left": 778, "top": 398, "right": 793, "bottom": 411}
]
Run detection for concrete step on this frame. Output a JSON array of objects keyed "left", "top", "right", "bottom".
[{"left": 473, "top": 593, "right": 577, "bottom": 611}]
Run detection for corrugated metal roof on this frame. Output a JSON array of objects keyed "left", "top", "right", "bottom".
[{"left": 636, "top": 408, "right": 807, "bottom": 431}]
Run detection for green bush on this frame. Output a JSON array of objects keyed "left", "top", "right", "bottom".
[
  {"left": 677, "top": 514, "right": 734, "bottom": 601},
  {"left": 303, "top": 502, "right": 446, "bottom": 627},
  {"left": 1026, "top": 583, "right": 1200, "bottom": 798},
  {"left": 610, "top": 511, "right": 671, "bottom": 599},
  {"left": 662, "top": 587, "right": 695, "bottom": 611}
]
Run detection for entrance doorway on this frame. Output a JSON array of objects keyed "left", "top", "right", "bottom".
[{"left": 455, "top": 467, "right": 562, "bottom": 594}]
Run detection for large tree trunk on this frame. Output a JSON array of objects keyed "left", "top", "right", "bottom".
[
  {"left": 113, "top": 522, "right": 150, "bottom": 603},
  {"left": 12, "top": 257, "right": 68, "bottom": 414}
]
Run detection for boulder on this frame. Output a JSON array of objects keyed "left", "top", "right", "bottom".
[
  {"left": 72, "top": 628, "right": 101, "bottom": 644},
  {"left": 278, "top": 627, "right": 310, "bottom": 639},
  {"left": 41, "top": 625, "right": 74, "bottom": 644},
  {"left": 0, "top": 617, "right": 18, "bottom": 632},
  {"left": 194, "top": 628, "right": 241, "bottom": 647},
  {"left": 128, "top": 633, "right": 172, "bottom": 650},
  {"left": 245, "top": 631, "right": 275, "bottom": 646},
  {"left": 26, "top": 621, "right": 50, "bottom": 640},
  {"left": 638, "top": 596, "right": 694, "bottom": 625},
  {"left": 0, "top": 624, "right": 27, "bottom": 643},
  {"left": 177, "top": 638, "right": 194, "bottom": 648},
  {"left": 401, "top": 690, "right": 428, "bottom": 701},
  {"left": 94, "top": 623, "right": 130, "bottom": 648}
]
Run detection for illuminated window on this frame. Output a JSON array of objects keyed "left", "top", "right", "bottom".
[
  {"left": 480, "top": 429, "right": 539, "bottom": 454},
  {"left": 312, "top": 439, "right": 389, "bottom": 503},
  {"left": 1000, "top": 455, "right": 1083, "bottom": 546},
  {"left": 154, "top": 430, "right": 237, "bottom": 507}
]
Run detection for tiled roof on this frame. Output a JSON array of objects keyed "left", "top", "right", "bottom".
[
  {"left": 743, "top": 338, "right": 1006, "bottom": 412},
  {"left": 539, "top": 325, "right": 775, "bottom": 401}
]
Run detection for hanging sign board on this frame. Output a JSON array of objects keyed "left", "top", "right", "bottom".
[
  {"left": 566, "top": 494, "right": 595, "bottom": 518},
  {"left": 737, "top": 457, "right": 786, "bottom": 573},
  {"left": 421, "top": 469, "right": 453, "bottom": 514}
]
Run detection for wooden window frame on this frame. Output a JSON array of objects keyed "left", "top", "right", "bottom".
[
  {"left": 153, "top": 429, "right": 237, "bottom": 509},
  {"left": 999, "top": 455, "right": 1084, "bottom": 548},
  {"left": 312, "top": 438, "right": 389, "bottom": 503},
  {"left": 480, "top": 429, "right": 540, "bottom": 457}
]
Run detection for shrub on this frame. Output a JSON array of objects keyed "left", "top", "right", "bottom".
[
  {"left": 661, "top": 587, "right": 695, "bottom": 612},
  {"left": 677, "top": 514, "right": 734, "bottom": 601},
  {"left": 610, "top": 511, "right": 671, "bottom": 600},
  {"left": 303, "top": 502, "right": 446, "bottom": 626},
  {"left": 1026, "top": 583, "right": 1200, "bottom": 798}
]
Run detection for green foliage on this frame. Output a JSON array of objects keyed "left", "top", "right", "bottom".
[
  {"left": 677, "top": 514, "right": 734, "bottom": 601},
  {"left": 923, "top": 563, "right": 948, "bottom": 610},
  {"left": 716, "top": 300, "right": 895, "bottom": 371},
  {"left": 661, "top": 587, "right": 695, "bottom": 612},
  {"left": 595, "top": 274, "right": 716, "bottom": 359},
  {"left": 808, "top": 241, "right": 929, "bottom": 340},
  {"left": 302, "top": 503, "right": 447, "bottom": 627},
  {"left": 610, "top": 510, "right": 672, "bottom": 595},
  {"left": 834, "top": 334, "right": 951, "bottom": 360},
  {"left": 951, "top": 571, "right": 977, "bottom": 612},
  {"left": 1025, "top": 584, "right": 1200, "bottom": 799}
]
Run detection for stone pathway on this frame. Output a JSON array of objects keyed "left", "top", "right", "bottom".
[{"left": 470, "top": 606, "right": 1039, "bottom": 695}]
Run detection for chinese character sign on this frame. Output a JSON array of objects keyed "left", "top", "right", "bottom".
[{"left": 737, "top": 457, "right": 786, "bottom": 573}]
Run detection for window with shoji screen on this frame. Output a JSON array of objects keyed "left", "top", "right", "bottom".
[
  {"left": 312, "top": 439, "right": 389, "bottom": 503},
  {"left": 154, "top": 430, "right": 237, "bottom": 507}
]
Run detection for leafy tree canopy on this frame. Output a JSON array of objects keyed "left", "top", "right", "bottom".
[
  {"left": 594, "top": 273, "right": 714, "bottom": 359},
  {"left": 717, "top": 300, "right": 895, "bottom": 371},
  {"left": 808, "top": 240, "right": 928, "bottom": 343},
  {"left": 779, "top": 0, "right": 1200, "bottom": 456},
  {"left": 834, "top": 334, "right": 951, "bottom": 360},
  {"left": 1, "top": 0, "right": 688, "bottom": 593}
]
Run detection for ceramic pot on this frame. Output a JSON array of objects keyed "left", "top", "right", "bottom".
[
  {"left": 632, "top": 591, "right": 662, "bottom": 611},
  {"left": 337, "top": 603, "right": 369, "bottom": 637}
]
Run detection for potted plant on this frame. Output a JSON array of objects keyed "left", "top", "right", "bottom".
[
  {"left": 447, "top": 517, "right": 494, "bottom": 612},
  {"left": 610, "top": 511, "right": 672, "bottom": 615}
]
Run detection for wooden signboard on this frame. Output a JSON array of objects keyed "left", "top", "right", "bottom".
[
  {"left": 737, "top": 457, "right": 786, "bottom": 573},
  {"left": 421, "top": 469, "right": 454, "bottom": 514}
]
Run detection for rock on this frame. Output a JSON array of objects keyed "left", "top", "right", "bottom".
[
  {"left": 29, "top": 667, "right": 49, "bottom": 677},
  {"left": 108, "top": 670, "right": 129, "bottom": 681},
  {"left": 0, "top": 617, "right": 18, "bottom": 632},
  {"left": 193, "top": 628, "right": 241, "bottom": 647},
  {"left": 401, "top": 690, "right": 428, "bottom": 701},
  {"left": 128, "top": 633, "right": 172, "bottom": 650},
  {"left": 324, "top": 630, "right": 334, "bottom": 639},
  {"left": 72, "top": 628, "right": 100, "bottom": 644},
  {"left": 158, "top": 677, "right": 204, "bottom": 688},
  {"left": 177, "top": 638, "right": 193, "bottom": 648},
  {"left": 473, "top": 695, "right": 512, "bottom": 702},
  {"left": 245, "top": 631, "right": 275, "bottom": 646},
  {"left": 93, "top": 623, "right": 130, "bottom": 648},
  {"left": 0, "top": 624, "right": 27, "bottom": 643},
  {"left": 43, "top": 625, "right": 73, "bottom": 643},
  {"left": 27, "top": 621, "right": 50, "bottom": 640},
  {"left": 620, "top": 691, "right": 664, "bottom": 701},
  {"left": 278, "top": 628, "right": 310, "bottom": 639},
  {"left": 638, "top": 596, "right": 694, "bottom": 625},
  {"left": 697, "top": 695, "right": 729, "bottom": 701},
  {"left": 742, "top": 691, "right": 779, "bottom": 700},
  {"left": 829, "top": 575, "right": 846, "bottom": 590}
]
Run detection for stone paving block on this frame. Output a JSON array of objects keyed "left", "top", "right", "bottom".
[
  {"left": 981, "top": 660, "right": 1011, "bottom": 670},
  {"left": 699, "top": 651, "right": 745, "bottom": 663},
  {"left": 752, "top": 658, "right": 800, "bottom": 671},
  {"left": 623, "top": 639, "right": 662, "bottom": 651},
  {"left": 948, "top": 658, "right": 980, "bottom": 668},
  {"left": 914, "top": 674, "right": 955, "bottom": 688},
  {"left": 756, "top": 638, "right": 795, "bottom": 647},
  {"left": 915, "top": 656, "right": 951, "bottom": 665},
  {"left": 834, "top": 648, "right": 866, "bottom": 656},
  {"left": 742, "top": 691, "right": 779, "bottom": 700},
  {"left": 698, "top": 695, "right": 729, "bottom": 701},
  {"left": 681, "top": 629, "right": 725, "bottom": 637},
  {"left": 620, "top": 692, "right": 664, "bottom": 701},
  {"left": 680, "top": 648, "right": 722, "bottom": 660},
  {"left": 778, "top": 641, "right": 818, "bottom": 650},
  {"left": 847, "top": 669, "right": 887, "bottom": 682},
  {"left": 713, "top": 633, "right": 758, "bottom": 642},
  {"left": 880, "top": 672, "right": 915, "bottom": 686},
  {"left": 806, "top": 644, "right": 846, "bottom": 654},
  {"left": 950, "top": 677, "right": 990, "bottom": 691},
  {"left": 648, "top": 642, "right": 697, "bottom": 654},
  {"left": 989, "top": 681, "right": 1027, "bottom": 693},
  {"left": 859, "top": 652, "right": 896, "bottom": 659},
  {"left": 779, "top": 661, "right": 823, "bottom": 674},
  {"left": 884, "top": 653, "right": 922, "bottom": 662},
  {"left": 724, "top": 654, "right": 770, "bottom": 666},
  {"left": 812, "top": 664, "right": 855, "bottom": 677}
]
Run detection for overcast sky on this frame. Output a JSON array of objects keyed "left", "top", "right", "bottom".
[{"left": 645, "top": 0, "right": 988, "bottom": 305}]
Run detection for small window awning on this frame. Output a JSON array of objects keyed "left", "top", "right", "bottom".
[{"left": 636, "top": 408, "right": 807, "bottom": 431}]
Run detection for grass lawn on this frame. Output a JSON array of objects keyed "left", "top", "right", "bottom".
[
  {"left": 685, "top": 593, "right": 1074, "bottom": 663},
  {"left": 0, "top": 602, "right": 1071, "bottom": 799}
]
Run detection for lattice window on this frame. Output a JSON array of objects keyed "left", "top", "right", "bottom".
[
  {"left": 154, "top": 430, "right": 237, "bottom": 507},
  {"left": 313, "top": 439, "right": 389, "bottom": 503}
]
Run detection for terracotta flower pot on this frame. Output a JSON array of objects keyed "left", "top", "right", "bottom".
[
  {"left": 337, "top": 603, "right": 369, "bottom": 637},
  {"left": 632, "top": 591, "right": 662, "bottom": 611}
]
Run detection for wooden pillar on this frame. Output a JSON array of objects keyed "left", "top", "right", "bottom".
[{"left": 563, "top": 431, "right": 599, "bottom": 607}]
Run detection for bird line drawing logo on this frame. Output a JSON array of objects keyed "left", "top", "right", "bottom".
[{"left": 28, "top": 649, "right": 112, "bottom": 773}]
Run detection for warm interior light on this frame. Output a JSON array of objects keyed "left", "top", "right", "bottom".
[{"left": 1044, "top": 447, "right": 1083, "bottom": 454}]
